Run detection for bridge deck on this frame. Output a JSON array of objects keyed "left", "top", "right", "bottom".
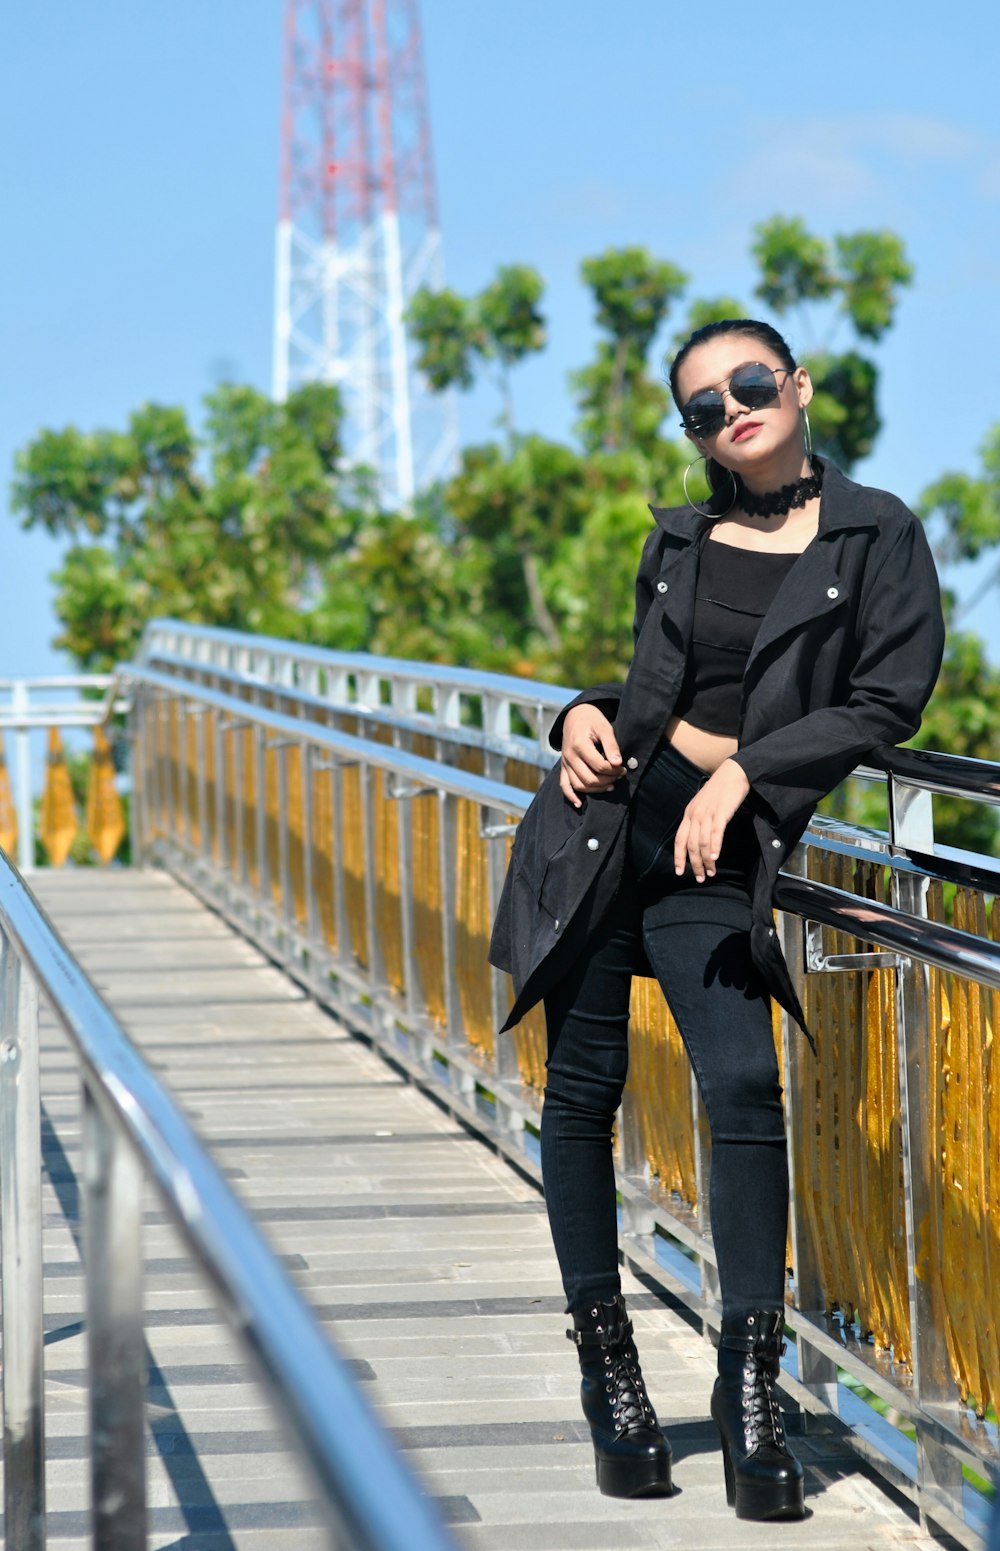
[{"left": 30, "top": 868, "right": 950, "bottom": 1550}]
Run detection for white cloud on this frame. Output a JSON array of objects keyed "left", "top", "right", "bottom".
[{"left": 715, "top": 111, "right": 999, "bottom": 219}]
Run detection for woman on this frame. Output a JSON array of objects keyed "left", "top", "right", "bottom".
[{"left": 489, "top": 319, "right": 944, "bottom": 1520}]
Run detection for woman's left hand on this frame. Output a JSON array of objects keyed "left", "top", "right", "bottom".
[{"left": 673, "top": 759, "right": 751, "bottom": 882}]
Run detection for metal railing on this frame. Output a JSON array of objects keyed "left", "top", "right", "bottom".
[
  {"left": 0, "top": 675, "right": 127, "bottom": 871},
  {"left": 125, "top": 620, "right": 1000, "bottom": 1549},
  {"left": 0, "top": 846, "right": 458, "bottom": 1550}
]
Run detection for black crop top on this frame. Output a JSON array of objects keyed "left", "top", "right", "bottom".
[{"left": 671, "top": 541, "right": 800, "bottom": 737}]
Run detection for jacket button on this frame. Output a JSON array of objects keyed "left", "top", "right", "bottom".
[
  {"left": 656, "top": 581, "right": 668, "bottom": 593},
  {"left": 554, "top": 919, "right": 561, "bottom": 931},
  {"left": 626, "top": 757, "right": 638, "bottom": 770},
  {"left": 827, "top": 586, "right": 839, "bottom": 599},
  {"left": 587, "top": 837, "right": 599, "bottom": 851},
  {"left": 771, "top": 839, "right": 781, "bottom": 849}
]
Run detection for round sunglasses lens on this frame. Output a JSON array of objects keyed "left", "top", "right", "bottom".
[
  {"left": 683, "top": 395, "right": 725, "bottom": 436},
  {"left": 730, "top": 364, "right": 780, "bottom": 411}
]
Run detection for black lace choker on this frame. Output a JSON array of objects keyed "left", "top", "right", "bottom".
[{"left": 738, "top": 458, "right": 823, "bottom": 519}]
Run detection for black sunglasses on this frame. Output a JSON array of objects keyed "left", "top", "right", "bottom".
[{"left": 678, "top": 362, "right": 794, "bottom": 439}]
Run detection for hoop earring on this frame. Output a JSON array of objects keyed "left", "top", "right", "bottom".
[
  {"left": 683, "top": 457, "right": 737, "bottom": 517},
  {"left": 801, "top": 407, "right": 813, "bottom": 458}
]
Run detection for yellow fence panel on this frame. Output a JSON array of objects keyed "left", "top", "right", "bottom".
[
  {"left": 929, "top": 885, "right": 1000, "bottom": 1419},
  {"left": 311, "top": 749, "right": 337, "bottom": 951},
  {"left": 798, "top": 850, "right": 910, "bottom": 1361},
  {"left": 411, "top": 733, "right": 446, "bottom": 1030},
  {"left": 184, "top": 708, "right": 201, "bottom": 852},
  {"left": 453, "top": 748, "right": 494, "bottom": 1060},
  {"left": 373, "top": 728, "right": 405, "bottom": 997},
  {"left": 287, "top": 742, "right": 307, "bottom": 928},
  {"left": 0, "top": 734, "right": 17, "bottom": 856},
  {"left": 241, "top": 726, "right": 259, "bottom": 889},
  {"left": 264, "top": 719, "right": 282, "bottom": 911},
  {"left": 626, "top": 979, "right": 698, "bottom": 1211},
  {"left": 85, "top": 727, "right": 125, "bottom": 862},
  {"left": 203, "top": 708, "right": 219, "bottom": 862},
  {"left": 502, "top": 757, "right": 548, "bottom": 1088},
  {"left": 338, "top": 716, "right": 368, "bottom": 969},
  {"left": 39, "top": 728, "right": 78, "bottom": 867}
]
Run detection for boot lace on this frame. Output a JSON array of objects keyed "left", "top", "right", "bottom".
[
  {"left": 739, "top": 1330, "right": 788, "bottom": 1454},
  {"left": 600, "top": 1331, "right": 658, "bottom": 1436}
]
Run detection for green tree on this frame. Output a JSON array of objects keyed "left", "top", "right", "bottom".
[
  {"left": 918, "top": 424, "right": 1000, "bottom": 571},
  {"left": 672, "top": 295, "right": 748, "bottom": 349},
  {"left": 749, "top": 215, "right": 914, "bottom": 468},
  {"left": 407, "top": 263, "right": 545, "bottom": 438},
  {"left": 570, "top": 247, "right": 687, "bottom": 457},
  {"left": 914, "top": 426, "right": 1000, "bottom": 849},
  {"left": 12, "top": 384, "right": 352, "bottom": 670}
]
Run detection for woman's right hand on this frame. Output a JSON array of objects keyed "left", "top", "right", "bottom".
[{"left": 558, "top": 705, "right": 625, "bottom": 808}]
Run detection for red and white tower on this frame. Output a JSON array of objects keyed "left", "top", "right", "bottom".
[{"left": 273, "top": 0, "right": 456, "bottom": 508}]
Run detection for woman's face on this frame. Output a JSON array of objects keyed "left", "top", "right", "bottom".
[{"left": 674, "top": 334, "right": 812, "bottom": 475}]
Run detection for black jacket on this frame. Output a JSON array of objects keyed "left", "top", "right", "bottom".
[{"left": 488, "top": 458, "right": 945, "bottom": 1043}]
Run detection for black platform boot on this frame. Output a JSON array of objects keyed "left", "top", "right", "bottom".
[
  {"left": 567, "top": 1294, "right": 672, "bottom": 1498},
  {"left": 711, "top": 1308, "right": 805, "bottom": 1520}
]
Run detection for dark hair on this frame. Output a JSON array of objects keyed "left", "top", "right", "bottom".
[{"left": 668, "top": 319, "right": 798, "bottom": 512}]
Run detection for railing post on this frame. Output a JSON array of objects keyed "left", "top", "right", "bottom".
[
  {"left": 253, "top": 715, "right": 270, "bottom": 909},
  {"left": 195, "top": 704, "right": 210, "bottom": 864},
  {"left": 779, "top": 844, "right": 841, "bottom": 1416},
  {"left": 0, "top": 934, "right": 46, "bottom": 1550},
  {"left": 888, "top": 778, "right": 964, "bottom": 1532},
  {"left": 361, "top": 764, "right": 387, "bottom": 996},
  {"left": 393, "top": 729, "right": 424, "bottom": 1024},
  {"left": 437, "top": 792, "right": 464, "bottom": 1042},
  {"left": 150, "top": 693, "right": 165, "bottom": 853},
  {"left": 12, "top": 680, "right": 33, "bottom": 873},
  {"left": 301, "top": 743, "right": 320, "bottom": 947},
  {"left": 482, "top": 726, "right": 521, "bottom": 1095},
  {"left": 276, "top": 742, "right": 293, "bottom": 925},
  {"left": 232, "top": 719, "right": 249, "bottom": 891},
  {"left": 128, "top": 690, "right": 146, "bottom": 866},
  {"left": 691, "top": 1074, "right": 721, "bottom": 1319},
  {"left": 214, "top": 711, "right": 227, "bottom": 878},
  {"left": 331, "top": 760, "right": 351, "bottom": 970},
  {"left": 82, "top": 1082, "right": 148, "bottom": 1550}
]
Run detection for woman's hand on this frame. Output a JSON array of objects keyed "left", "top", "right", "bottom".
[
  {"left": 673, "top": 758, "right": 751, "bottom": 881},
  {"left": 558, "top": 705, "right": 625, "bottom": 808}
]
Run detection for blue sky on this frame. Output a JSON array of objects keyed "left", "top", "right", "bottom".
[{"left": 3, "top": 0, "right": 999, "bottom": 677}]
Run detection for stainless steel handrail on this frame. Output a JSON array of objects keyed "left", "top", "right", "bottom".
[
  {"left": 870, "top": 741, "right": 1000, "bottom": 804},
  {"left": 142, "top": 617, "right": 574, "bottom": 711},
  {"left": 0, "top": 851, "right": 458, "bottom": 1551},
  {"left": 140, "top": 617, "right": 1000, "bottom": 802},
  {"left": 121, "top": 661, "right": 1000, "bottom": 1025},
  {"left": 0, "top": 675, "right": 128, "bottom": 873},
  {"left": 124, "top": 664, "right": 531, "bottom": 812},
  {"left": 773, "top": 873, "right": 1000, "bottom": 987}
]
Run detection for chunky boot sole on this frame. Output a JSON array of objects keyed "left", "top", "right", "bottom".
[
  {"left": 595, "top": 1444, "right": 673, "bottom": 1499},
  {"left": 720, "top": 1434, "right": 805, "bottom": 1520}
]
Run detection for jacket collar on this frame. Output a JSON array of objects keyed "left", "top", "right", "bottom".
[{"left": 648, "top": 456, "right": 878, "bottom": 542}]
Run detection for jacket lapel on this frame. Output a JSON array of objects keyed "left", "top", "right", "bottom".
[{"left": 744, "top": 545, "right": 848, "bottom": 671}]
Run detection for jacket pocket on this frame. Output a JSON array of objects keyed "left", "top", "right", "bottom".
[{"left": 537, "top": 831, "right": 578, "bottom": 920}]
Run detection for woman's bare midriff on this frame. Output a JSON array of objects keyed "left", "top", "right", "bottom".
[{"left": 664, "top": 715, "right": 737, "bottom": 775}]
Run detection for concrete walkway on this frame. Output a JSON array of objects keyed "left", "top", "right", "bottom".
[{"left": 28, "top": 867, "right": 952, "bottom": 1550}]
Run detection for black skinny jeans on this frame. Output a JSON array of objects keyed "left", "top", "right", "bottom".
[{"left": 541, "top": 740, "right": 788, "bottom": 1317}]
